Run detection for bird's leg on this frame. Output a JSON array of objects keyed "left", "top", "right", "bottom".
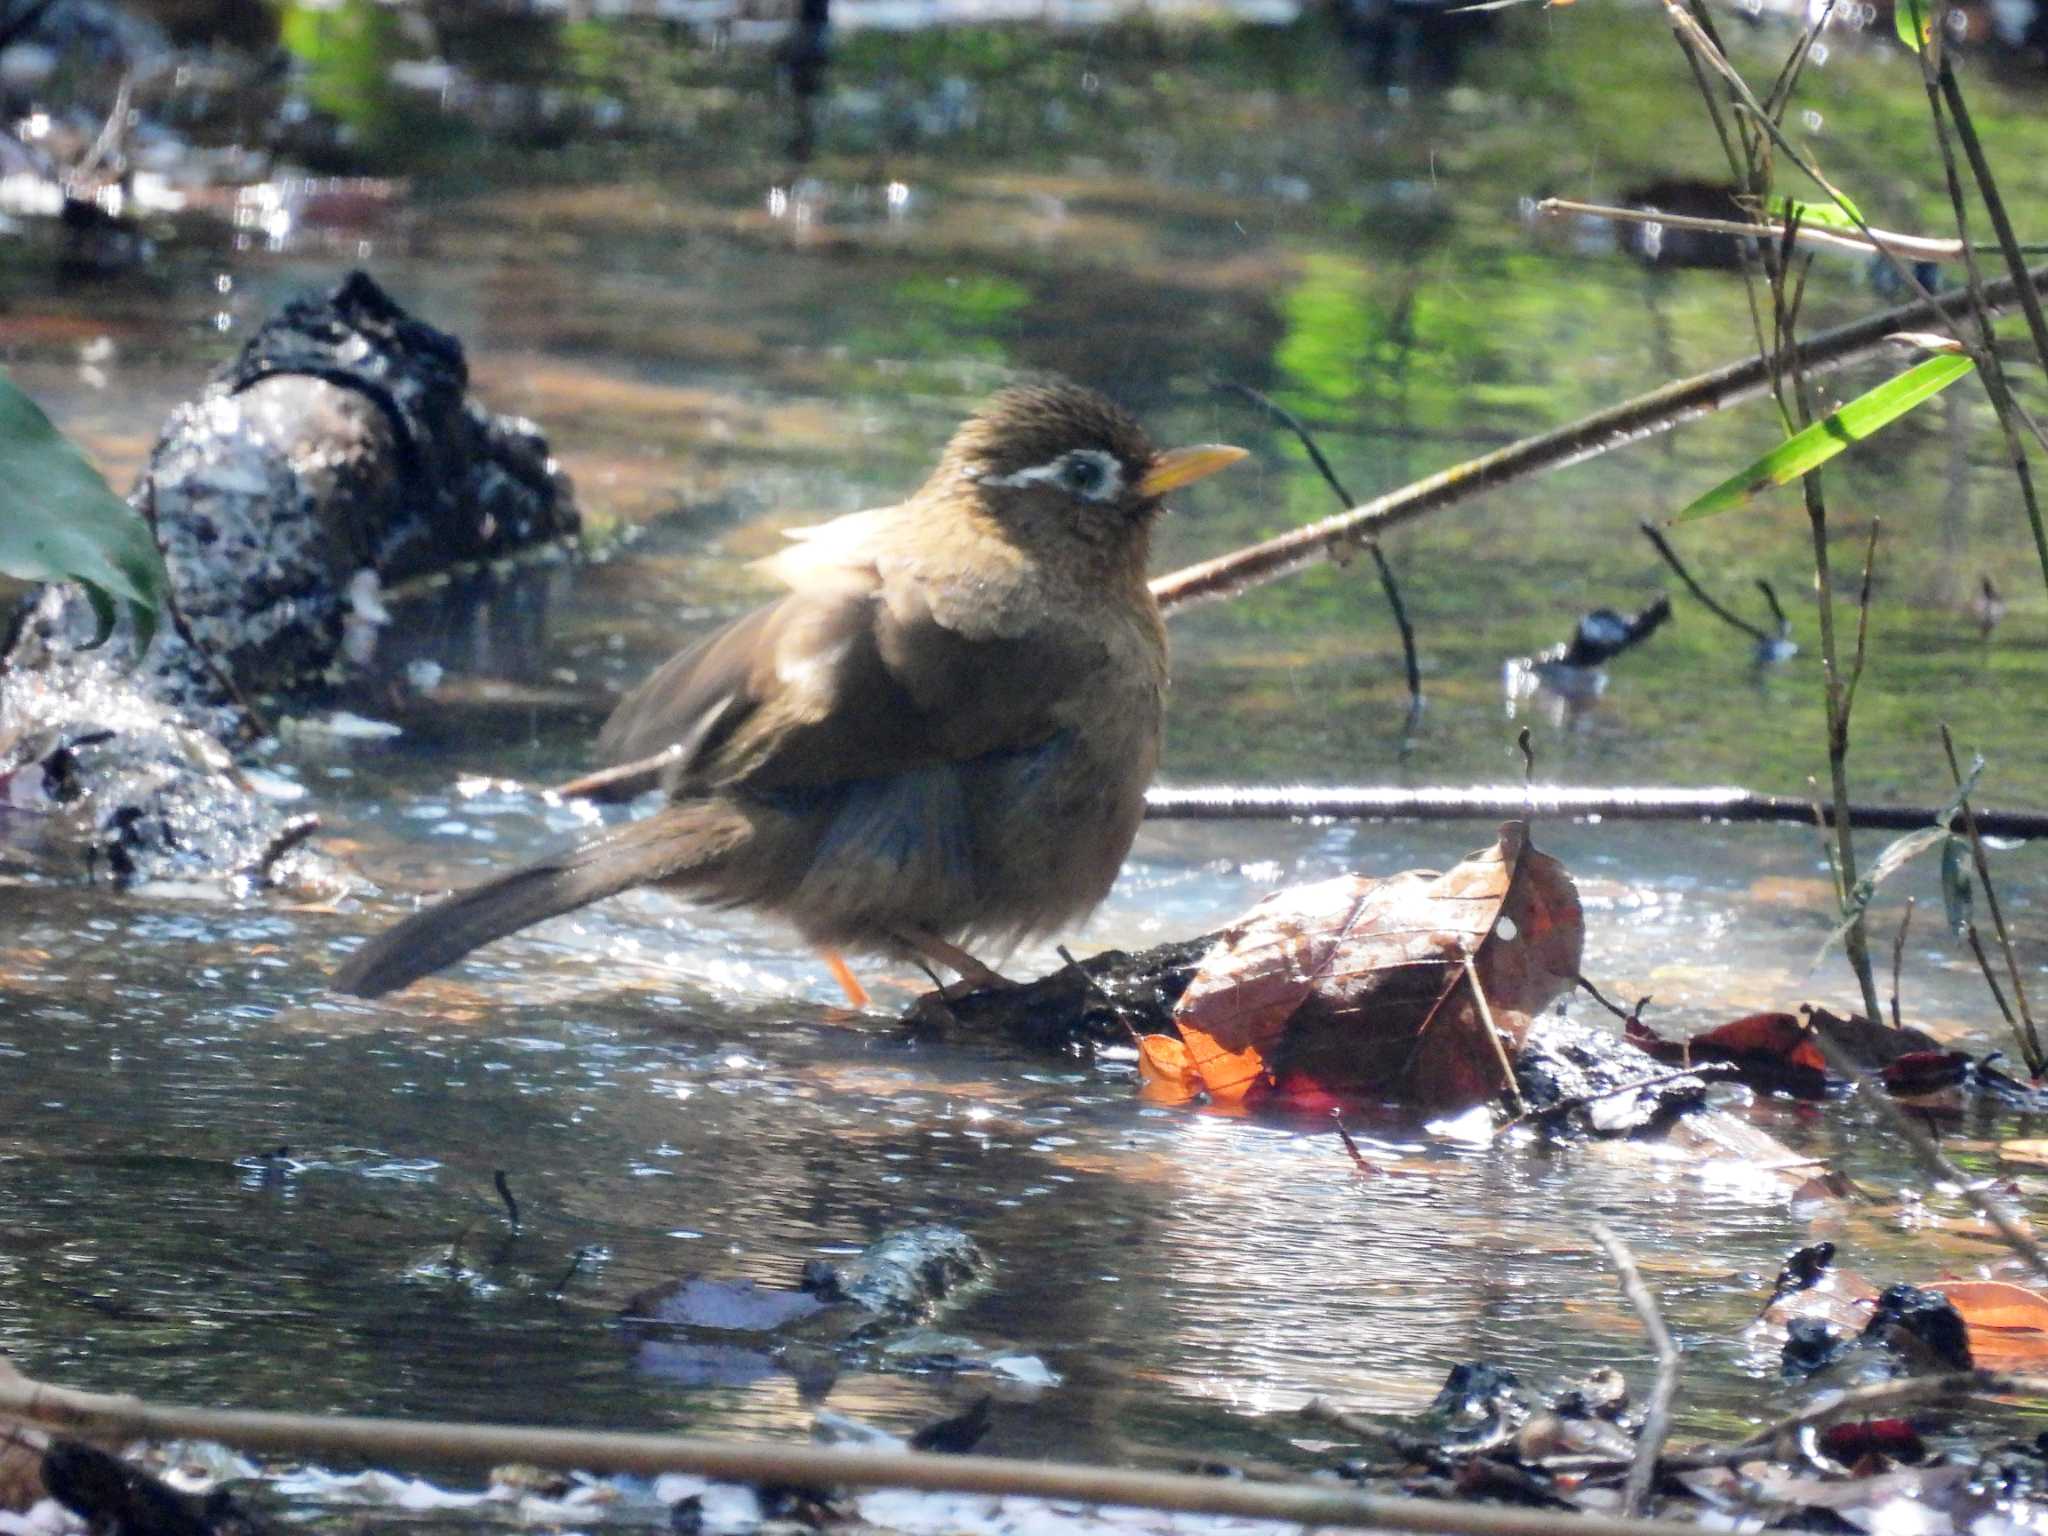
[
  {"left": 893, "top": 927, "right": 1017, "bottom": 997},
  {"left": 817, "top": 947, "right": 871, "bottom": 1009}
]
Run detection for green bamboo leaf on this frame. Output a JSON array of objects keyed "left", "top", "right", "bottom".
[
  {"left": 1896, "top": 0, "right": 1932, "bottom": 49},
  {"left": 1671, "top": 353, "right": 1975, "bottom": 523},
  {"left": 1770, "top": 194, "right": 1865, "bottom": 234},
  {"left": 0, "top": 371, "right": 167, "bottom": 649},
  {"left": 1941, "top": 834, "right": 1973, "bottom": 937}
]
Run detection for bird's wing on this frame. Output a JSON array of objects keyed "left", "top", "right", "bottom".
[{"left": 596, "top": 565, "right": 1092, "bottom": 795}]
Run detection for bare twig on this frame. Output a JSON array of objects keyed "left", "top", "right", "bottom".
[
  {"left": 1140, "top": 783, "right": 2048, "bottom": 839},
  {"left": 0, "top": 1372, "right": 1742, "bottom": 1536},
  {"left": 493, "top": 1170, "right": 520, "bottom": 1233},
  {"left": 1732, "top": 1368, "right": 2048, "bottom": 1451},
  {"left": 1150, "top": 264, "right": 2048, "bottom": 611},
  {"left": 1843, "top": 518, "right": 1880, "bottom": 716},
  {"left": 1495, "top": 1064, "right": 1737, "bottom": 1138},
  {"left": 1964, "top": 922, "right": 2019, "bottom": 1027},
  {"left": 1937, "top": 60, "right": 2048, "bottom": 379},
  {"left": 1533, "top": 197, "right": 2032, "bottom": 265},
  {"left": 1464, "top": 951, "right": 1527, "bottom": 1117},
  {"left": 1811, "top": 1028, "right": 2048, "bottom": 1282},
  {"left": 1220, "top": 382, "right": 1423, "bottom": 713},
  {"left": 1889, "top": 896, "right": 1914, "bottom": 1032},
  {"left": 1638, "top": 522, "right": 1773, "bottom": 645},
  {"left": 1576, "top": 973, "right": 1651, "bottom": 1025},
  {"left": 1590, "top": 1224, "right": 1680, "bottom": 1517},
  {"left": 1913, "top": 38, "right": 2048, "bottom": 598},
  {"left": 1941, "top": 724, "right": 2042, "bottom": 1073},
  {"left": 551, "top": 745, "right": 680, "bottom": 802}
]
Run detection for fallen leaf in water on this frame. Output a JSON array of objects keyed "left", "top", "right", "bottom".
[
  {"left": 1162, "top": 823, "right": 1581, "bottom": 1111},
  {"left": 1927, "top": 1279, "right": 2048, "bottom": 1367},
  {"left": 1135, "top": 1034, "right": 1202, "bottom": 1105},
  {"left": 1628, "top": 1012, "right": 1829, "bottom": 1099}
]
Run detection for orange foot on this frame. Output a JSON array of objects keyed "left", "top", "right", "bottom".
[{"left": 818, "top": 947, "right": 871, "bottom": 1009}]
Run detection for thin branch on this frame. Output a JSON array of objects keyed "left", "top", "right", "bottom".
[
  {"left": 1937, "top": 58, "right": 2048, "bottom": 378},
  {"left": 1533, "top": 198, "right": 2023, "bottom": 265},
  {"left": 1638, "top": 522, "right": 1772, "bottom": 644},
  {"left": 0, "top": 1372, "right": 1735, "bottom": 1536},
  {"left": 1889, "top": 896, "right": 1914, "bottom": 1032},
  {"left": 1590, "top": 1225, "right": 1680, "bottom": 1517},
  {"left": 1494, "top": 1064, "right": 1737, "bottom": 1138},
  {"left": 1577, "top": 973, "right": 1651, "bottom": 1024},
  {"left": 551, "top": 745, "right": 681, "bottom": 802},
  {"left": 1464, "top": 951, "right": 1527, "bottom": 1116},
  {"left": 1941, "top": 724, "right": 2043, "bottom": 1073},
  {"left": 1915, "top": 38, "right": 2048, "bottom": 597},
  {"left": 1150, "top": 263, "right": 2048, "bottom": 611},
  {"left": 1219, "top": 382, "right": 1423, "bottom": 711},
  {"left": 1843, "top": 517, "right": 1880, "bottom": 715},
  {"left": 1140, "top": 783, "right": 2048, "bottom": 839},
  {"left": 1733, "top": 1368, "right": 2048, "bottom": 1451},
  {"left": 1810, "top": 1028, "right": 2048, "bottom": 1283}
]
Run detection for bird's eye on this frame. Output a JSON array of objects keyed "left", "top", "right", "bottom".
[{"left": 1059, "top": 452, "right": 1114, "bottom": 499}]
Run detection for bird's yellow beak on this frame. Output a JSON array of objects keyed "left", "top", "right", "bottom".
[{"left": 1137, "top": 443, "right": 1250, "bottom": 498}]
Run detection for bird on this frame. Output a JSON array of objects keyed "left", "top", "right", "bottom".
[{"left": 331, "top": 379, "right": 1247, "bottom": 1003}]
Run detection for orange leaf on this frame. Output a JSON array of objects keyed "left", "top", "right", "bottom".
[
  {"left": 1168, "top": 823, "right": 1582, "bottom": 1112},
  {"left": 1135, "top": 1033, "right": 1203, "bottom": 1105},
  {"left": 1929, "top": 1279, "right": 2048, "bottom": 1366}
]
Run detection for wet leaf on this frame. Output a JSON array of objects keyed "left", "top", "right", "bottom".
[
  {"left": 1927, "top": 1280, "right": 2048, "bottom": 1367},
  {"left": 1816, "top": 828, "right": 1947, "bottom": 971},
  {"left": 1628, "top": 1012, "right": 1828, "bottom": 1099},
  {"left": 1135, "top": 1034, "right": 1203, "bottom": 1104},
  {"left": 1167, "top": 823, "right": 1582, "bottom": 1111},
  {"left": 0, "top": 371, "right": 167, "bottom": 649},
  {"left": 1672, "top": 353, "right": 1976, "bottom": 522},
  {"left": 1806, "top": 1007, "right": 1944, "bottom": 1071},
  {"left": 1881, "top": 1050, "right": 1970, "bottom": 1097},
  {"left": 1940, "top": 835, "right": 1974, "bottom": 936}
]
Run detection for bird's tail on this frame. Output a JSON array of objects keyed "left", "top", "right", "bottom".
[{"left": 331, "top": 805, "right": 751, "bottom": 999}]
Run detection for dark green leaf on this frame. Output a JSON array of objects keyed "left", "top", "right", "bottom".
[
  {"left": 0, "top": 371, "right": 167, "bottom": 649},
  {"left": 1941, "top": 834, "right": 1974, "bottom": 938},
  {"left": 1672, "top": 353, "right": 1976, "bottom": 523}
]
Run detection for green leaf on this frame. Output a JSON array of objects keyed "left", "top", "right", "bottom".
[
  {"left": 1941, "top": 834, "right": 1974, "bottom": 937},
  {"left": 1812, "top": 825, "right": 1948, "bottom": 971},
  {"left": 1769, "top": 195, "right": 1866, "bottom": 234},
  {"left": 1935, "top": 751, "right": 1986, "bottom": 828},
  {"left": 1896, "top": 0, "right": 1932, "bottom": 49},
  {"left": 0, "top": 371, "right": 167, "bottom": 649},
  {"left": 1672, "top": 353, "right": 1976, "bottom": 523}
]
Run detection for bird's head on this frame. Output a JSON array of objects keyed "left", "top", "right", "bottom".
[{"left": 933, "top": 380, "right": 1247, "bottom": 559}]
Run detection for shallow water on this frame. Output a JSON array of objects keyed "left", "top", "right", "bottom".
[{"left": 5, "top": 0, "right": 2048, "bottom": 1490}]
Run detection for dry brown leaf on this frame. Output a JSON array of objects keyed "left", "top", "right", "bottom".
[{"left": 1156, "top": 823, "right": 1582, "bottom": 1111}]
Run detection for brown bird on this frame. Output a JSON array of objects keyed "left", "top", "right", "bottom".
[{"left": 331, "top": 380, "right": 1247, "bottom": 1001}]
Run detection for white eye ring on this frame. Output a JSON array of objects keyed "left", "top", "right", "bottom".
[{"left": 979, "top": 448, "right": 1124, "bottom": 503}]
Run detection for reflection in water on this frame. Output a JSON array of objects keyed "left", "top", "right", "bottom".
[{"left": 3, "top": 0, "right": 2048, "bottom": 1479}]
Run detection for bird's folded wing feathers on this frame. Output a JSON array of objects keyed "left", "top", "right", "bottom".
[{"left": 596, "top": 575, "right": 1093, "bottom": 795}]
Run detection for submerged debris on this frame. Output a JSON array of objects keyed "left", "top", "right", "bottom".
[{"left": 0, "top": 272, "right": 576, "bottom": 888}]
